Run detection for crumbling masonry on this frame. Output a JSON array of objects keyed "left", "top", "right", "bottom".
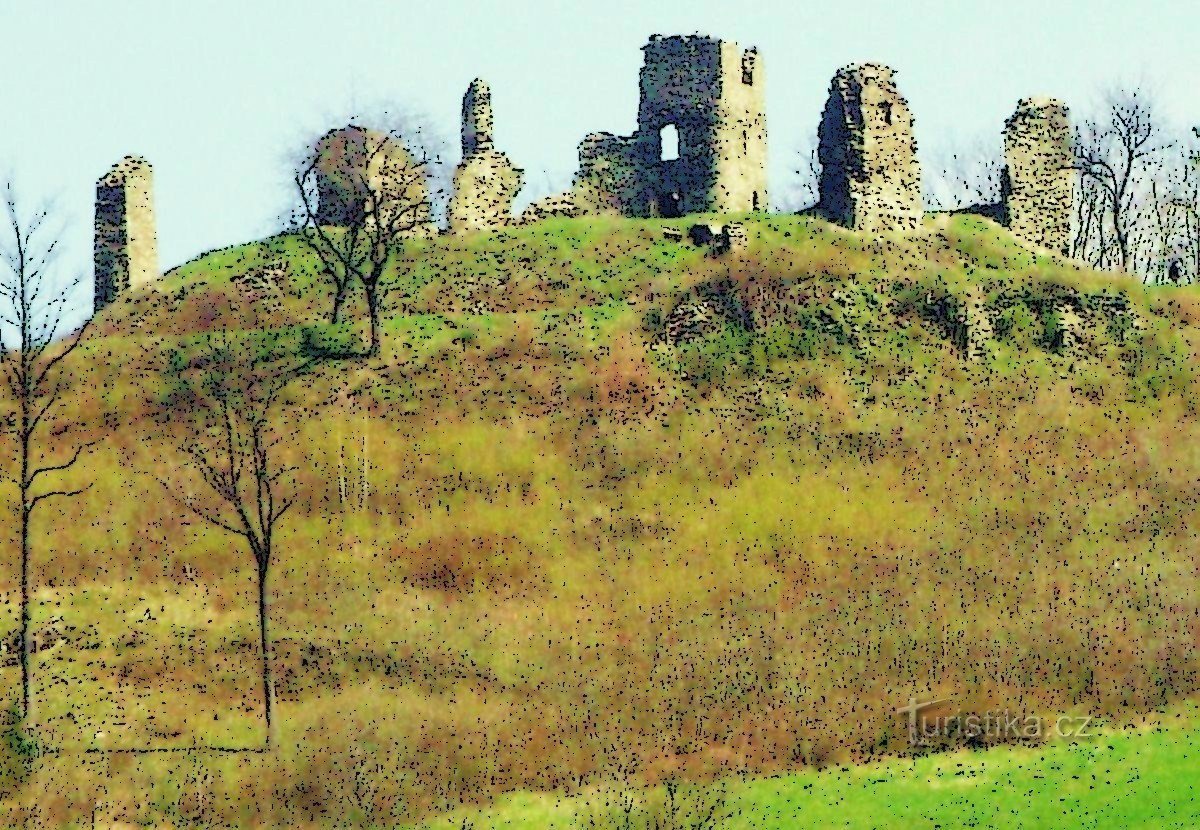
[
  {"left": 816, "top": 64, "right": 922, "bottom": 234},
  {"left": 94, "top": 156, "right": 158, "bottom": 313},
  {"left": 448, "top": 79, "right": 524, "bottom": 232},
  {"left": 90, "top": 35, "right": 1093, "bottom": 326},
  {"left": 313, "top": 125, "right": 432, "bottom": 231},
  {"left": 575, "top": 35, "right": 767, "bottom": 218},
  {"left": 1001, "top": 98, "right": 1074, "bottom": 255}
]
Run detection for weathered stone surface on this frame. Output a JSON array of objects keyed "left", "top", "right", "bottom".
[
  {"left": 1002, "top": 98, "right": 1074, "bottom": 254},
  {"left": 664, "top": 299, "right": 728, "bottom": 343},
  {"left": 449, "top": 151, "right": 523, "bottom": 232},
  {"left": 449, "top": 79, "right": 524, "bottom": 233},
  {"left": 519, "top": 192, "right": 581, "bottom": 224},
  {"left": 1052, "top": 300, "right": 1086, "bottom": 354},
  {"left": 572, "top": 34, "right": 767, "bottom": 219},
  {"left": 94, "top": 156, "right": 157, "bottom": 313},
  {"left": 720, "top": 222, "right": 748, "bottom": 255},
  {"left": 575, "top": 132, "right": 642, "bottom": 215},
  {"left": 313, "top": 125, "right": 432, "bottom": 231},
  {"left": 817, "top": 64, "right": 922, "bottom": 234},
  {"left": 956, "top": 285, "right": 992, "bottom": 361},
  {"left": 663, "top": 278, "right": 749, "bottom": 344},
  {"left": 231, "top": 261, "right": 286, "bottom": 315},
  {"left": 461, "top": 78, "right": 494, "bottom": 157}
]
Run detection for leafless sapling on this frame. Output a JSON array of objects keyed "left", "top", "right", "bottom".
[
  {"left": 0, "top": 184, "right": 93, "bottom": 723},
  {"left": 157, "top": 333, "right": 307, "bottom": 748}
]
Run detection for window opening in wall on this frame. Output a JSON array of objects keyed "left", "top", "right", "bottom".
[{"left": 660, "top": 124, "right": 679, "bottom": 161}]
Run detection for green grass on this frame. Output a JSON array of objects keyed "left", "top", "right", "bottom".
[{"left": 419, "top": 722, "right": 1200, "bottom": 830}]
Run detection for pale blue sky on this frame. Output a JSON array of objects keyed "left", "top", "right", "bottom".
[{"left": 1, "top": 0, "right": 1196, "bottom": 274}]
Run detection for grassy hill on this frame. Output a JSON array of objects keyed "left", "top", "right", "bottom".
[{"left": 3, "top": 213, "right": 1200, "bottom": 826}]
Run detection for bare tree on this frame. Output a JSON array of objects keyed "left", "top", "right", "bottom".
[
  {"left": 293, "top": 123, "right": 434, "bottom": 357},
  {"left": 1168, "top": 130, "right": 1200, "bottom": 283},
  {"left": 0, "top": 185, "right": 92, "bottom": 722},
  {"left": 924, "top": 136, "right": 1002, "bottom": 214},
  {"left": 157, "top": 334, "right": 306, "bottom": 748},
  {"left": 1071, "top": 163, "right": 1110, "bottom": 265},
  {"left": 779, "top": 131, "right": 820, "bottom": 213},
  {"left": 1073, "top": 87, "right": 1167, "bottom": 273}
]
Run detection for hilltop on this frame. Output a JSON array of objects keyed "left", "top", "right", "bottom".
[{"left": 6, "top": 213, "right": 1200, "bottom": 826}]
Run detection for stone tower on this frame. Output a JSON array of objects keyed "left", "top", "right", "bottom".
[
  {"left": 313, "top": 125, "right": 432, "bottom": 229},
  {"left": 94, "top": 156, "right": 157, "bottom": 313},
  {"left": 636, "top": 35, "right": 767, "bottom": 216},
  {"left": 448, "top": 79, "right": 524, "bottom": 233},
  {"left": 574, "top": 34, "right": 767, "bottom": 218},
  {"left": 1001, "top": 98, "right": 1073, "bottom": 254},
  {"left": 817, "top": 64, "right": 922, "bottom": 233},
  {"left": 461, "top": 78, "right": 494, "bottom": 157}
]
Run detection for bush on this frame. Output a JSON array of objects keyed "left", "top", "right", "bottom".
[
  {"left": 0, "top": 708, "right": 38, "bottom": 797},
  {"left": 575, "top": 779, "right": 730, "bottom": 830},
  {"left": 300, "top": 322, "right": 360, "bottom": 359}
]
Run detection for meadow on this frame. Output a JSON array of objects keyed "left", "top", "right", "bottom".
[{"left": 1, "top": 213, "right": 1198, "bottom": 826}]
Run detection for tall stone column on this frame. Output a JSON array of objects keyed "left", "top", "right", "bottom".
[
  {"left": 461, "top": 78, "right": 494, "bottom": 157},
  {"left": 94, "top": 156, "right": 157, "bottom": 313},
  {"left": 449, "top": 78, "right": 523, "bottom": 233},
  {"left": 1002, "top": 98, "right": 1074, "bottom": 255}
]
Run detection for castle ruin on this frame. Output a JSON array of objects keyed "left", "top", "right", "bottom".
[
  {"left": 575, "top": 35, "right": 767, "bottom": 218},
  {"left": 87, "top": 34, "right": 1099, "bottom": 325},
  {"left": 448, "top": 79, "right": 524, "bottom": 232},
  {"left": 94, "top": 156, "right": 158, "bottom": 312},
  {"left": 816, "top": 64, "right": 922, "bottom": 234},
  {"left": 1001, "top": 98, "right": 1074, "bottom": 254}
]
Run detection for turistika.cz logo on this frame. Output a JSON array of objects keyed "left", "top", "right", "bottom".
[{"left": 895, "top": 697, "right": 1094, "bottom": 746}]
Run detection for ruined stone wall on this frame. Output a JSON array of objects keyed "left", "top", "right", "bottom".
[
  {"left": 571, "top": 34, "right": 766, "bottom": 220},
  {"left": 817, "top": 64, "right": 922, "bottom": 234},
  {"left": 635, "top": 35, "right": 723, "bottom": 217},
  {"left": 1002, "top": 98, "right": 1073, "bottom": 254},
  {"left": 448, "top": 79, "right": 524, "bottom": 232},
  {"left": 711, "top": 41, "right": 767, "bottom": 213},
  {"left": 314, "top": 125, "right": 432, "bottom": 230},
  {"left": 94, "top": 156, "right": 157, "bottom": 312},
  {"left": 574, "top": 132, "right": 643, "bottom": 214}
]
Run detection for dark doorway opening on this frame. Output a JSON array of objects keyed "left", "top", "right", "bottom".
[{"left": 660, "top": 191, "right": 683, "bottom": 218}]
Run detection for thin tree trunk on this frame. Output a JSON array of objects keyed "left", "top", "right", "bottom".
[
  {"left": 331, "top": 281, "right": 350, "bottom": 325},
  {"left": 364, "top": 283, "right": 380, "bottom": 358},
  {"left": 257, "top": 560, "right": 274, "bottom": 749},
  {"left": 18, "top": 501, "right": 30, "bottom": 722},
  {"left": 18, "top": 377, "right": 31, "bottom": 722}
]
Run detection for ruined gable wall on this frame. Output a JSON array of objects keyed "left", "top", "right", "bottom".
[
  {"left": 817, "top": 64, "right": 922, "bottom": 233},
  {"left": 575, "top": 132, "right": 643, "bottom": 215},
  {"left": 314, "top": 125, "right": 432, "bottom": 230}
]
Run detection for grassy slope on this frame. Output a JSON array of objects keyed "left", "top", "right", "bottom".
[
  {"left": 419, "top": 715, "right": 1200, "bottom": 830},
  {"left": 3, "top": 213, "right": 1200, "bottom": 825}
]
